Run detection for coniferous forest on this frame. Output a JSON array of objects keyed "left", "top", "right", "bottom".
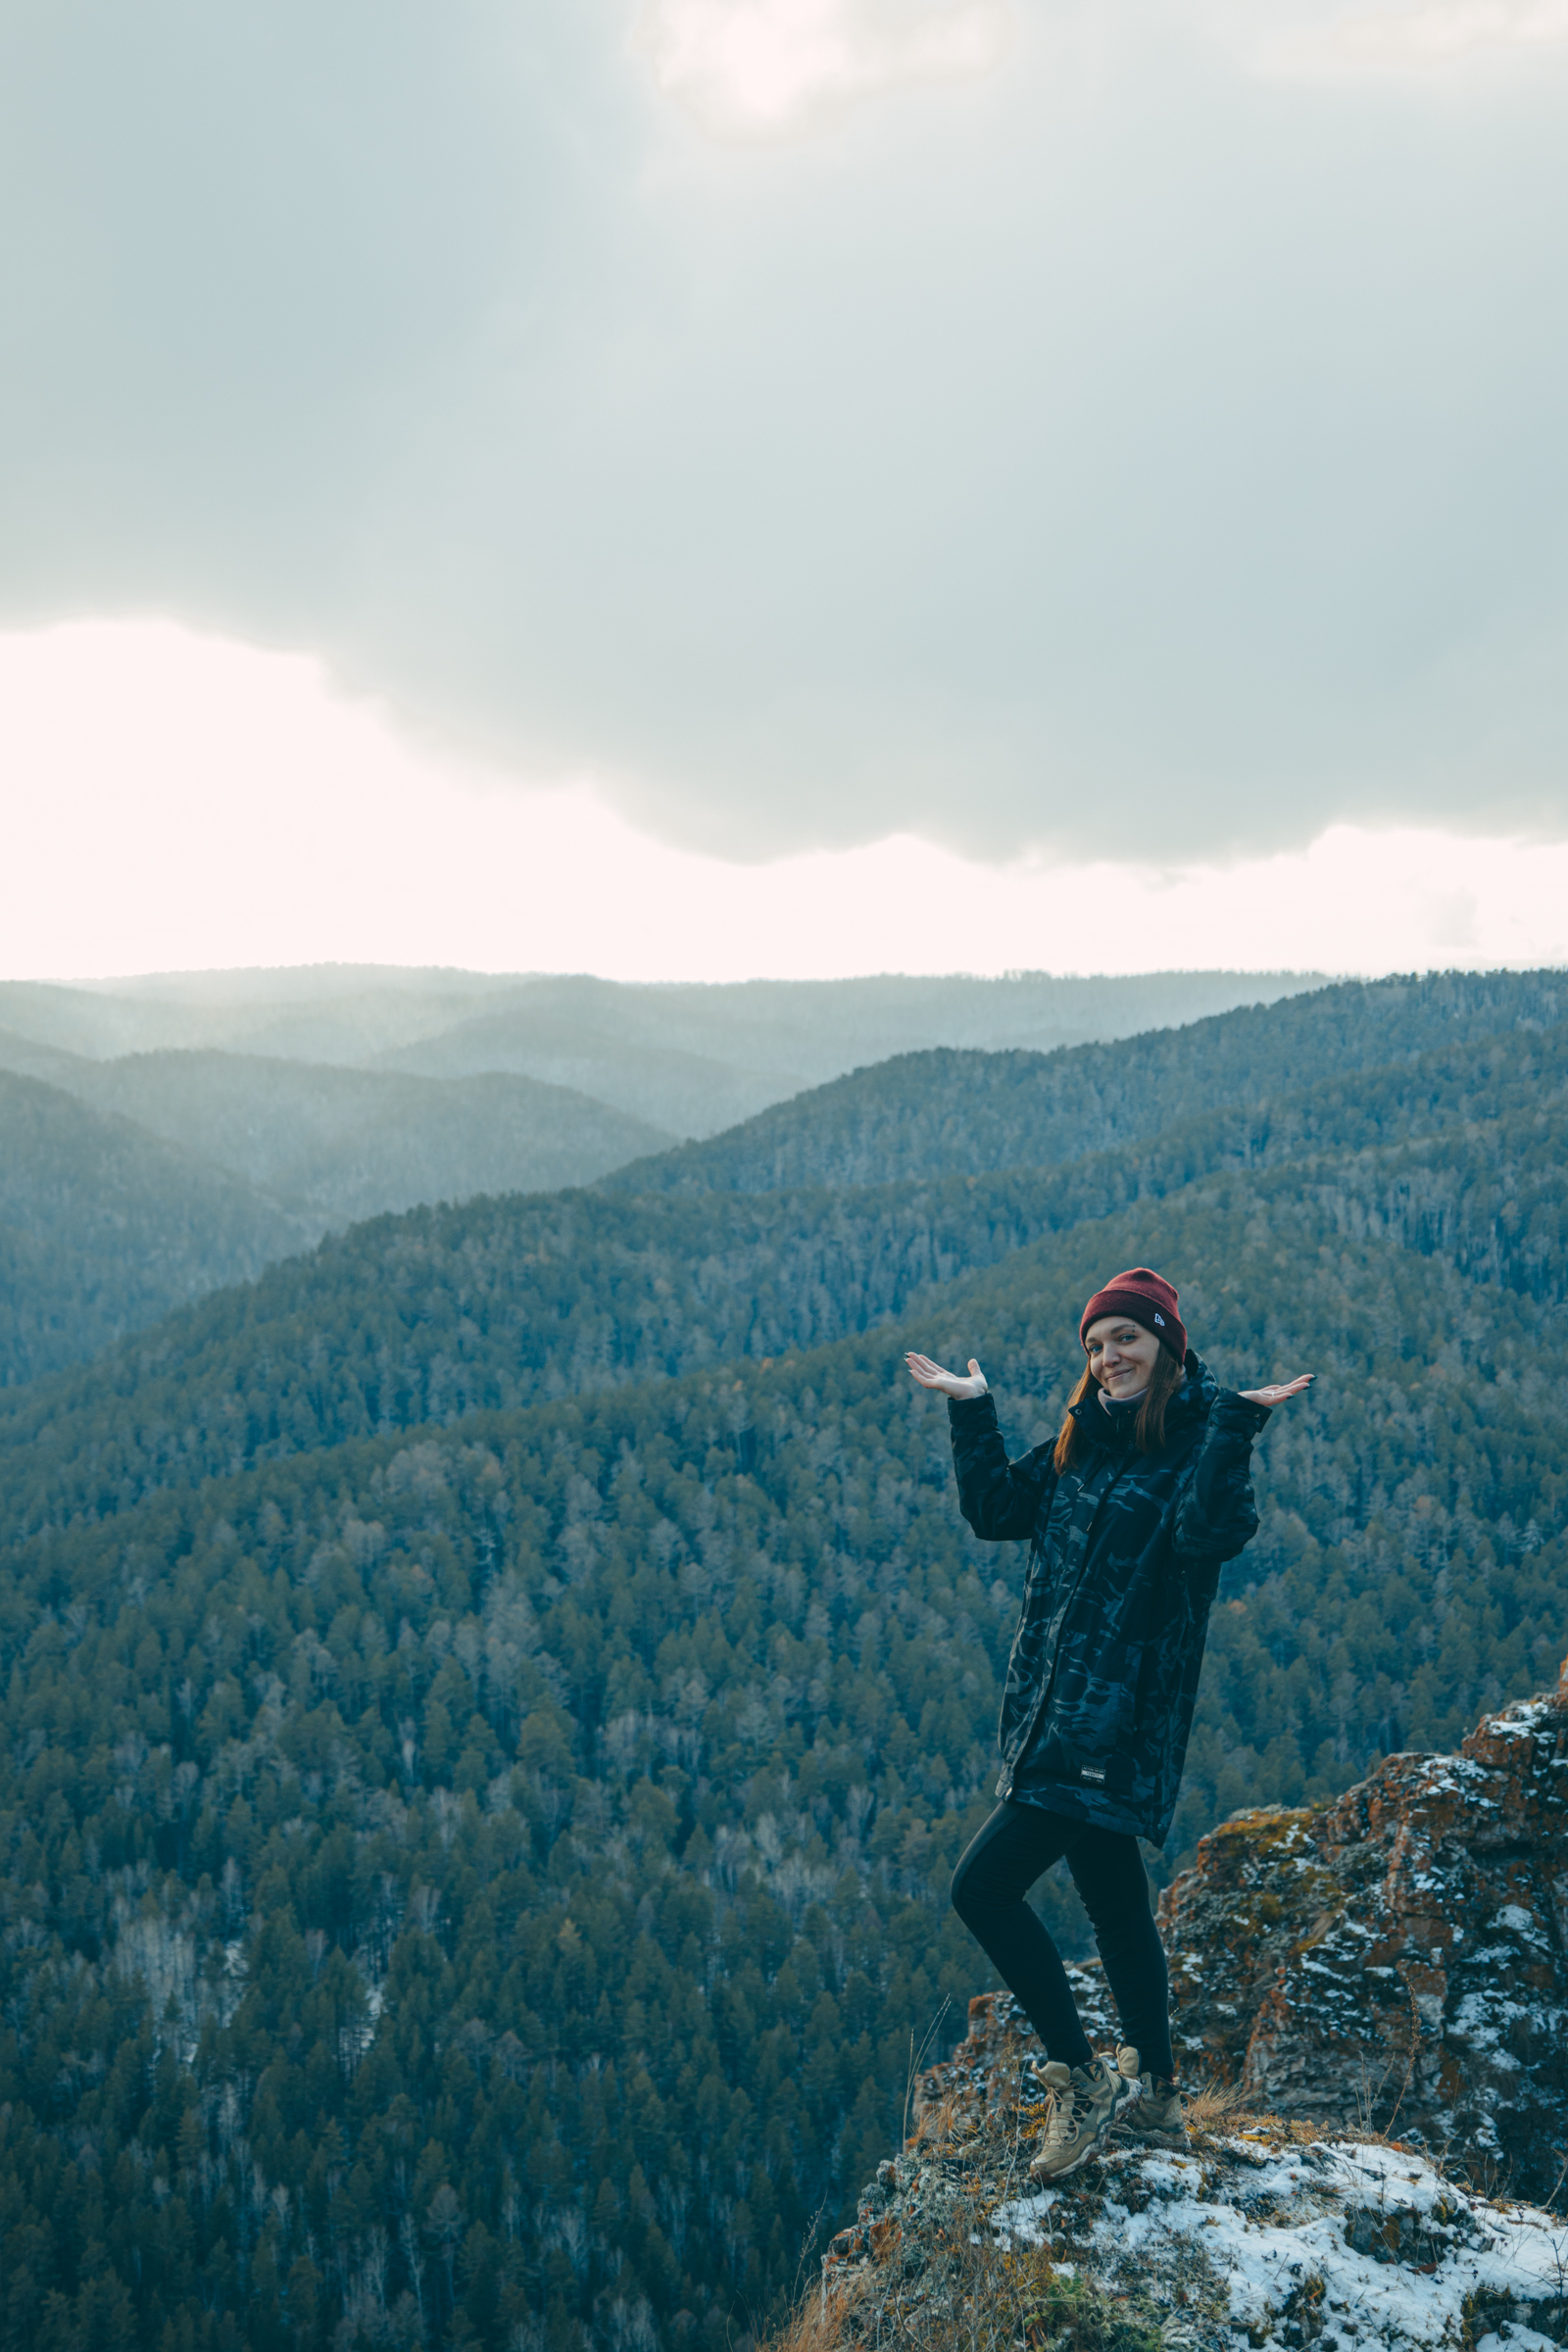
[{"left": 0, "top": 969, "right": 1565, "bottom": 2352}]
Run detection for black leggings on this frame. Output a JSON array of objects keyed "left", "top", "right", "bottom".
[{"left": 951, "top": 1803, "right": 1174, "bottom": 2079}]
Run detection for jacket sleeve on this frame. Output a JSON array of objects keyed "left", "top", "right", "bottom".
[
  {"left": 946, "top": 1392, "right": 1055, "bottom": 1543},
  {"left": 1171, "top": 1391, "right": 1270, "bottom": 1565}
]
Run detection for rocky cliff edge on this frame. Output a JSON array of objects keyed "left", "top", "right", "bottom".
[
  {"left": 1161, "top": 1661, "right": 1568, "bottom": 2201},
  {"left": 790, "top": 1671, "right": 1568, "bottom": 2352}
]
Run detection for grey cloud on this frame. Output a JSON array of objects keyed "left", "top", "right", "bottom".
[{"left": 2, "top": 0, "right": 1566, "bottom": 861}]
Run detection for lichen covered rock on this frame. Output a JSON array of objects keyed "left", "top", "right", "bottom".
[
  {"left": 1160, "top": 1666, "right": 1568, "bottom": 2199},
  {"left": 818, "top": 2104, "right": 1568, "bottom": 2352}
]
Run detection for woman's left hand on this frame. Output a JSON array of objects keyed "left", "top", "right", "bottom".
[{"left": 1236, "top": 1374, "right": 1314, "bottom": 1406}]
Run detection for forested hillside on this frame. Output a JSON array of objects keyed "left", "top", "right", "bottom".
[
  {"left": 610, "top": 967, "right": 1565, "bottom": 1194},
  {"left": 0, "top": 1190, "right": 1562, "bottom": 2352},
  {"left": 2, "top": 967, "right": 1565, "bottom": 2352},
  {"left": 6, "top": 1006, "right": 1563, "bottom": 1539}
]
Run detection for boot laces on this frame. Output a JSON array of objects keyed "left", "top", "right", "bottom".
[{"left": 1045, "top": 2073, "right": 1097, "bottom": 2147}]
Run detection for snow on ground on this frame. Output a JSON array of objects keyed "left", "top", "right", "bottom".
[{"left": 995, "top": 2134, "right": 1568, "bottom": 2349}]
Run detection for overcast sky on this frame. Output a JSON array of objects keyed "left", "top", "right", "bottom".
[{"left": 2, "top": 0, "right": 1566, "bottom": 972}]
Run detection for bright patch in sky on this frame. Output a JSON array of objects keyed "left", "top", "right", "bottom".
[
  {"left": 631, "top": 0, "right": 1568, "bottom": 140},
  {"left": 636, "top": 0, "right": 1010, "bottom": 132},
  {"left": 3, "top": 620, "right": 1565, "bottom": 985},
  {"left": 1250, "top": 0, "right": 1568, "bottom": 73}
]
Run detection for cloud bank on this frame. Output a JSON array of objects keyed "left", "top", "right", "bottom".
[
  {"left": 0, "top": 0, "right": 1564, "bottom": 867},
  {"left": 4, "top": 619, "right": 1565, "bottom": 984}
]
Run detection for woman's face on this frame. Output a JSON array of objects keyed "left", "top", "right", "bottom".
[{"left": 1084, "top": 1315, "right": 1162, "bottom": 1398}]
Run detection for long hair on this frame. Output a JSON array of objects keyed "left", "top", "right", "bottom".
[{"left": 1053, "top": 1344, "right": 1186, "bottom": 1474}]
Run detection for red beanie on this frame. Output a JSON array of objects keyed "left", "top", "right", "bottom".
[{"left": 1079, "top": 1267, "right": 1187, "bottom": 1363}]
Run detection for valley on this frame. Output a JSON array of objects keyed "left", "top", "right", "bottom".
[{"left": 0, "top": 964, "right": 1562, "bottom": 2352}]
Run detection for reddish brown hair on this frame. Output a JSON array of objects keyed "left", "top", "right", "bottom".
[{"left": 1053, "top": 1345, "right": 1185, "bottom": 1474}]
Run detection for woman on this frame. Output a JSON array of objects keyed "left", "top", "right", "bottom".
[{"left": 906, "top": 1265, "right": 1311, "bottom": 2180}]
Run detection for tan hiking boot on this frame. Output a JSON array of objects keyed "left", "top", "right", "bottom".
[
  {"left": 1107, "top": 2044, "right": 1189, "bottom": 2149},
  {"left": 1026, "top": 2056, "right": 1129, "bottom": 2180}
]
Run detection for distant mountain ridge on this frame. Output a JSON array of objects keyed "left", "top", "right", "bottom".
[
  {"left": 373, "top": 1007, "right": 798, "bottom": 1137},
  {"left": 0, "top": 964, "right": 1328, "bottom": 1386},
  {"left": 0, "top": 963, "right": 1323, "bottom": 1064}
]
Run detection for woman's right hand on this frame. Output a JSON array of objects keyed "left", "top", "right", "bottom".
[{"left": 905, "top": 1352, "right": 989, "bottom": 1399}]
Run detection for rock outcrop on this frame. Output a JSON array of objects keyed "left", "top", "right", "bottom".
[
  {"left": 822, "top": 2000, "right": 1568, "bottom": 2352},
  {"left": 1159, "top": 1667, "right": 1568, "bottom": 2201},
  {"left": 797, "top": 1671, "right": 1568, "bottom": 2351}
]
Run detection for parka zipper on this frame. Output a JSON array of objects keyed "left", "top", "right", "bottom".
[{"left": 998, "top": 1452, "right": 1123, "bottom": 1795}]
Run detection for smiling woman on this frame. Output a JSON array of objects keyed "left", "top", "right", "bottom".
[{"left": 905, "top": 1265, "right": 1312, "bottom": 2180}]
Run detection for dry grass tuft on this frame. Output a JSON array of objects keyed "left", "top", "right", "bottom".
[
  {"left": 1203, "top": 2101, "right": 1435, "bottom": 2156},
  {"left": 909, "top": 2082, "right": 979, "bottom": 2152},
  {"left": 765, "top": 2273, "right": 868, "bottom": 2352},
  {"left": 1177, "top": 2081, "right": 1322, "bottom": 2152},
  {"left": 767, "top": 2227, "right": 1162, "bottom": 2352},
  {"left": 1174, "top": 2076, "right": 1247, "bottom": 2140},
  {"left": 761, "top": 2106, "right": 1164, "bottom": 2352}
]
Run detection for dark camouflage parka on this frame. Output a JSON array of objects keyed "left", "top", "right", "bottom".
[{"left": 947, "top": 1353, "right": 1269, "bottom": 1845}]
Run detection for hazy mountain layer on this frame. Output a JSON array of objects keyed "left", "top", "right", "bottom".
[
  {"left": 0, "top": 968, "right": 504, "bottom": 1061},
  {"left": 46, "top": 1050, "right": 675, "bottom": 1218},
  {"left": 0, "top": 1042, "right": 674, "bottom": 1380},
  {"left": 0, "top": 1069, "right": 307, "bottom": 1388},
  {"left": 0, "top": 970, "right": 1340, "bottom": 1385},
  {"left": 0, "top": 965, "right": 1323, "bottom": 1140},
  {"left": 5, "top": 1011, "right": 1560, "bottom": 1540},
  {"left": 375, "top": 1009, "right": 800, "bottom": 1138}
]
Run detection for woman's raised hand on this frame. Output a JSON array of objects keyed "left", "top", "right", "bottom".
[
  {"left": 1236, "top": 1373, "right": 1315, "bottom": 1407},
  {"left": 905, "top": 1352, "right": 989, "bottom": 1399}
]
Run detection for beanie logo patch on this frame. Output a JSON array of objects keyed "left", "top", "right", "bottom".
[{"left": 1153, "top": 1312, "right": 1165, "bottom": 1325}]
